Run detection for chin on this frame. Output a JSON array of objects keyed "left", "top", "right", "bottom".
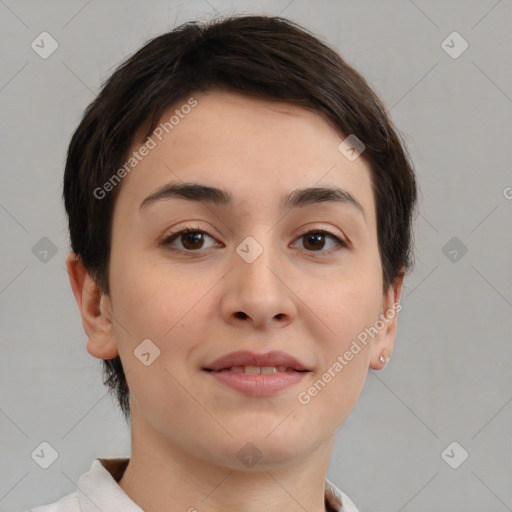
[{"left": 214, "top": 440, "right": 309, "bottom": 471}]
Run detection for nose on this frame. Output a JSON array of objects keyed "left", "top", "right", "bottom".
[{"left": 220, "top": 237, "right": 298, "bottom": 330}]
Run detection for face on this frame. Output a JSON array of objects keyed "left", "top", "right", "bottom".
[{"left": 73, "top": 88, "right": 402, "bottom": 470}]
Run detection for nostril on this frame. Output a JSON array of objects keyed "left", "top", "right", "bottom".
[{"left": 235, "top": 312, "right": 248, "bottom": 319}]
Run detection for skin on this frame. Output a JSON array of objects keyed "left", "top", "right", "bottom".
[{"left": 67, "top": 88, "right": 403, "bottom": 512}]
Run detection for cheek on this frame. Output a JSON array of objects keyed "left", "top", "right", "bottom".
[
  {"left": 303, "top": 261, "right": 383, "bottom": 346},
  {"left": 298, "top": 269, "right": 381, "bottom": 407},
  {"left": 110, "top": 250, "right": 202, "bottom": 337},
  {"left": 295, "top": 287, "right": 377, "bottom": 429},
  {"left": 298, "top": 350, "right": 370, "bottom": 429},
  {"left": 109, "top": 263, "right": 212, "bottom": 426},
  {"left": 109, "top": 254, "right": 220, "bottom": 380}
]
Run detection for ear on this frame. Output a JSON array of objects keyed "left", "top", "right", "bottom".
[
  {"left": 65, "top": 252, "right": 119, "bottom": 359},
  {"left": 369, "top": 267, "right": 404, "bottom": 370}
]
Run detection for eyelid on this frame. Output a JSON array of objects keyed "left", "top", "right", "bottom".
[{"left": 295, "top": 223, "right": 347, "bottom": 243}]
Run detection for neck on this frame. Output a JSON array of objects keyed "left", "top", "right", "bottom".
[{"left": 118, "top": 410, "right": 336, "bottom": 512}]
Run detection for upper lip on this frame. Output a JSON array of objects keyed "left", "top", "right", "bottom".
[{"left": 203, "top": 350, "right": 311, "bottom": 371}]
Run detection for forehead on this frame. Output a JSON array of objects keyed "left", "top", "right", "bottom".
[{"left": 115, "top": 89, "right": 376, "bottom": 228}]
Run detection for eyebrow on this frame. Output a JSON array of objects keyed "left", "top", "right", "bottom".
[{"left": 139, "top": 181, "right": 366, "bottom": 222}]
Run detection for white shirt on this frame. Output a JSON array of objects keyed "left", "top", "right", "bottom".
[{"left": 26, "top": 458, "right": 360, "bottom": 512}]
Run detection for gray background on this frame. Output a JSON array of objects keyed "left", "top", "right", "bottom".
[{"left": 1, "top": 1, "right": 511, "bottom": 511}]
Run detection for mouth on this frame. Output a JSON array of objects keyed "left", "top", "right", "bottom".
[
  {"left": 203, "top": 366, "right": 309, "bottom": 375},
  {"left": 202, "top": 351, "right": 311, "bottom": 396},
  {"left": 203, "top": 349, "right": 311, "bottom": 372}
]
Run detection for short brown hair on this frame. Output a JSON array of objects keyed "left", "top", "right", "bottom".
[{"left": 63, "top": 14, "right": 417, "bottom": 422}]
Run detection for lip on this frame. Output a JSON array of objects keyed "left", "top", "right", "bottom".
[
  {"left": 203, "top": 350, "right": 310, "bottom": 372},
  {"left": 202, "top": 350, "right": 311, "bottom": 397},
  {"left": 205, "top": 370, "right": 308, "bottom": 396}
]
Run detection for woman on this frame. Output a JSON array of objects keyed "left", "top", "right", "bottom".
[{"left": 29, "top": 14, "right": 417, "bottom": 512}]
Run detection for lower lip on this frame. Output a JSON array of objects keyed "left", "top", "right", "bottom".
[{"left": 204, "top": 370, "right": 308, "bottom": 396}]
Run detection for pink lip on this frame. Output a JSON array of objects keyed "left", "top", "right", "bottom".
[
  {"left": 203, "top": 350, "right": 310, "bottom": 371},
  {"left": 202, "top": 350, "right": 311, "bottom": 397},
  {"left": 206, "top": 369, "right": 308, "bottom": 396}
]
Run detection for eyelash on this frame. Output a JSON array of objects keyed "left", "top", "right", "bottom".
[{"left": 161, "top": 226, "right": 347, "bottom": 255}]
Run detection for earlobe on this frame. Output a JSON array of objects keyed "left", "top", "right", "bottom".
[
  {"left": 65, "top": 252, "right": 119, "bottom": 360},
  {"left": 369, "top": 270, "right": 404, "bottom": 370}
]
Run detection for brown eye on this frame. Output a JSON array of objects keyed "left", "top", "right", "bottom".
[
  {"left": 303, "top": 232, "right": 326, "bottom": 251},
  {"left": 179, "top": 231, "right": 205, "bottom": 250},
  {"left": 294, "top": 230, "right": 346, "bottom": 254},
  {"left": 162, "top": 228, "right": 219, "bottom": 251}
]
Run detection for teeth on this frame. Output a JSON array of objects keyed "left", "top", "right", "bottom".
[
  {"left": 244, "top": 365, "right": 261, "bottom": 375},
  {"left": 219, "top": 366, "right": 290, "bottom": 374}
]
